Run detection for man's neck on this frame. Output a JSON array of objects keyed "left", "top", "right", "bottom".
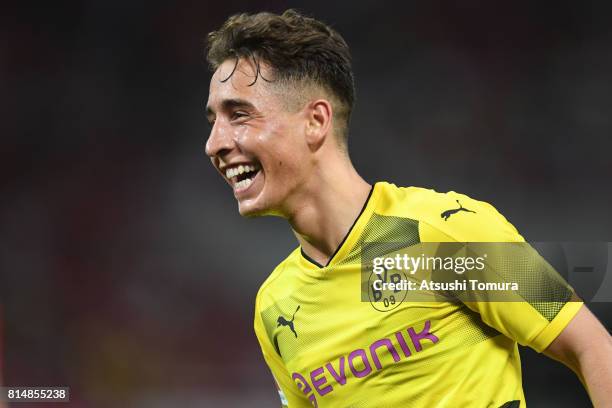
[{"left": 288, "top": 162, "right": 371, "bottom": 267}]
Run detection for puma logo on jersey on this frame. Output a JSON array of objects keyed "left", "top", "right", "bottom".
[
  {"left": 277, "top": 305, "right": 300, "bottom": 338},
  {"left": 441, "top": 200, "right": 476, "bottom": 221},
  {"left": 498, "top": 401, "right": 520, "bottom": 408}
]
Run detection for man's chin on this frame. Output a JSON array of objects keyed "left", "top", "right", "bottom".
[
  {"left": 237, "top": 199, "right": 266, "bottom": 218},
  {"left": 238, "top": 205, "right": 261, "bottom": 218},
  {"left": 237, "top": 197, "right": 281, "bottom": 218}
]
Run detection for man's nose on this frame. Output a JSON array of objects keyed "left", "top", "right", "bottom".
[{"left": 205, "top": 120, "right": 234, "bottom": 158}]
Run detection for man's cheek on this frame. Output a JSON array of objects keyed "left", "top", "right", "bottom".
[{"left": 234, "top": 128, "right": 248, "bottom": 143}]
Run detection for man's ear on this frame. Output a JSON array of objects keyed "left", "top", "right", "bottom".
[{"left": 305, "top": 99, "right": 333, "bottom": 151}]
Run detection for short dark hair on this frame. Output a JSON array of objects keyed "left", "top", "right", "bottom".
[{"left": 206, "top": 9, "right": 355, "bottom": 144}]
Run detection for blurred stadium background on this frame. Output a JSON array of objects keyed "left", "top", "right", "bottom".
[{"left": 1, "top": 1, "right": 611, "bottom": 406}]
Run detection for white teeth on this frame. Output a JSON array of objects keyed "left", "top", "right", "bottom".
[
  {"left": 235, "top": 177, "right": 254, "bottom": 190},
  {"left": 224, "top": 164, "right": 259, "bottom": 183}
]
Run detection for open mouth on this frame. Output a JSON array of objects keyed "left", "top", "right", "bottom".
[{"left": 225, "top": 163, "right": 261, "bottom": 191}]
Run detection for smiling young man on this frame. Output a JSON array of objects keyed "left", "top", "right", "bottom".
[{"left": 204, "top": 10, "right": 612, "bottom": 408}]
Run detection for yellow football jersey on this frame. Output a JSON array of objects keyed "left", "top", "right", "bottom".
[{"left": 254, "top": 182, "right": 582, "bottom": 407}]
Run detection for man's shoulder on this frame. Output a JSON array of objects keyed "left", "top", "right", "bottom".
[
  {"left": 377, "top": 182, "right": 473, "bottom": 213},
  {"left": 376, "top": 182, "right": 487, "bottom": 220},
  {"left": 376, "top": 182, "right": 524, "bottom": 242}
]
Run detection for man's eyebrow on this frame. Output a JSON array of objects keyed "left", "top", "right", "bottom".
[{"left": 206, "top": 98, "right": 256, "bottom": 119}]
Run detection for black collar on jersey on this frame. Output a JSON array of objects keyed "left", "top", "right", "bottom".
[{"left": 300, "top": 184, "right": 375, "bottom": 269}]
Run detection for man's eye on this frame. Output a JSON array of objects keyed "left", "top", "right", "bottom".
[{"left": 232, "top": 111, "right": 249, "bottom": 121}]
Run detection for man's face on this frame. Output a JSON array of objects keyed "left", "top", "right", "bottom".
[{"left": 205, "top": 58, "right": 311, "bottom": 217}]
